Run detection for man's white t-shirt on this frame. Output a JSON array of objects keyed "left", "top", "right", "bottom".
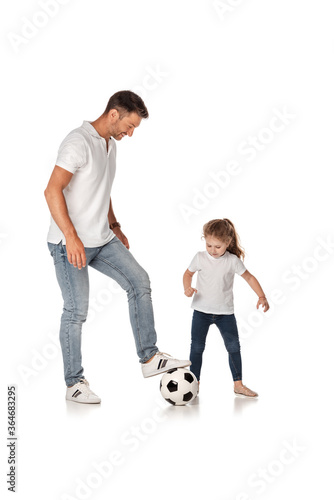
[
  {"left": 188, "top": 250, "right": 247, "bottom": 314},
  {"left": 47, "top": 121, "right": 116, "bottom": 247}
]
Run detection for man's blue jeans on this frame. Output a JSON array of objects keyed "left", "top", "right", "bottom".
[
  {"left": 47, "top": 237, "right": 159, "bottom": 386},
  {"left": 190, "top": 310, "right": 242, "bottom": 382}
]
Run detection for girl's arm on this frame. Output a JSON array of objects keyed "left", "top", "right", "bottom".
[
  {"left": 183, "top": 269, "right": 197, "bottom": 297},
  {"left": 241, "top": 270, "right": 269, "bottom": 312}
]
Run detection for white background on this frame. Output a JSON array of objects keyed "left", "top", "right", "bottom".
[{"left": 1, "top": 1, "right": 333, "bottom": 499}]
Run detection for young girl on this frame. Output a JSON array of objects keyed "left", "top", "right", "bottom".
[{"left": 183, "top": 219, "right": 269, "bottom": 398}]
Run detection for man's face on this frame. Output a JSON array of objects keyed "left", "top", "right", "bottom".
[{"left": 109, "top": 111, "right": 142, "bottom": 141}]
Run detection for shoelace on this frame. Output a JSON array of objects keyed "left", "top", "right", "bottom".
[
  {"left": 156, "top": 352, "right": 172, "bottom": 358},
  {"left": 76, "top": 379, "right": 93, "bottom": 396}
]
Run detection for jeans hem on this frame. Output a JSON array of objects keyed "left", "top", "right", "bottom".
[
  {"left": 140, "top": 348, "right": 159, "bottom": 364},
  {"left": 66, "top": 376, "right": 85, "bottom": 387}
]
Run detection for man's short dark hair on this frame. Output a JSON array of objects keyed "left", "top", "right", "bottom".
[{"left": 104, "top": 90, "right": 149, "bottom": 119}]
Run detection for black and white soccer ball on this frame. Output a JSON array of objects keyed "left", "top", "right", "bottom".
[{"left": 160, "top": 368, "right": 198, "bottom": 405}]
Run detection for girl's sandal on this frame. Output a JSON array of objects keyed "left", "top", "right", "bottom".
[{"left": 234, "top": 384, "right": 258, "bottom": 398}]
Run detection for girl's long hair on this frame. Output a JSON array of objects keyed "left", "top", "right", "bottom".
[{"left": 203, "top": 219, "right": 245, "bottom": 260}]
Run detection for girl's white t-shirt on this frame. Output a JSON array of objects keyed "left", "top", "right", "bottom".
[{"left": 188, "top": 250, "right": 246, "bottom": 314}]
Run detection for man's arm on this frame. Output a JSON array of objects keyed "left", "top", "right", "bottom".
[
  {"left": 44, "top": 165, "right": 86, "bottom": 269},
  {"left": 108, "top": 198, "right": 129, "bottom": 249}
]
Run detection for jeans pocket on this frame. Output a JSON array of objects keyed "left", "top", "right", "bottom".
[
  {"left": 48, "top": 241, "right": 65, "bottom": 265},
  {"left": 47, "top": 246, "right": 54, "bottom": 258}
]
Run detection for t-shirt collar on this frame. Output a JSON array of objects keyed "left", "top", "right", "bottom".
[
  {"left": 205, "top": 250, "right": 228, "bottom": 261},
  {"left": 82, "top": 121, "right": 112, "bottom": 142}
]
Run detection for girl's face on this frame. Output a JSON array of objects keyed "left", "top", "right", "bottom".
[{"left": 205, "top": 235, "right": 230, "bottom": 258}]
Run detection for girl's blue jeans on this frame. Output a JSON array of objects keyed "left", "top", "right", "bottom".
[
  {"left": 47, "top": 236, "right": 159, "bottom": 386},
  {"left": 190, "top": 310, "right": 242, "bottom": 382}
]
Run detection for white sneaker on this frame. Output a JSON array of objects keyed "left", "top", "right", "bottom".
[
  {"left": 142, "top": 352, "right": 191, "bottom": 378},
  {"left": 66, "top": 379, "right": 101, "bottom": 404}
]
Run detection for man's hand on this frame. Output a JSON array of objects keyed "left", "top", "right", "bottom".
[
  {"left": 113, "top": 227, "right": 129, "bottom": 249},
  {"left": 184, "top": 286, "right": 198, "bottom": 297},
  {"left": 65, "top": 234, "right": 87, "bottom": 269}
]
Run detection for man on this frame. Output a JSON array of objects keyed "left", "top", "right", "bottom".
[{"left": 44, "top": 90, "right": 190, "bottom": 404}]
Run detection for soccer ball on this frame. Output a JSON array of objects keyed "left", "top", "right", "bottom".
[{"left": 160, "top": 368, "right": 198, "bottom": 405}]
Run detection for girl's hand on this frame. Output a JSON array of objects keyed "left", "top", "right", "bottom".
[
  {"left": 184, "top": 287, "right": 198, "bottom": 297},
  {"left": 257, "top": 296, "right": 269, "bottom": 312}
]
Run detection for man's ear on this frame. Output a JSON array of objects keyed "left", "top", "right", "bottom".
[{"left": 108, "top": 109, "right": 119, "bottom": 122}]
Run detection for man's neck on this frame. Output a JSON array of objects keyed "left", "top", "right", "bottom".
[{"left": 90, "top": 115, "right": 110, "bottom": 141}]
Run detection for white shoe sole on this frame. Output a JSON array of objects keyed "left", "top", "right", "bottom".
[
  {"left": 66, "top": 397, "right": 101, "bottom": 404},
  {"left": 143, "top": 360, "right": 191, "bottom": 378}
]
